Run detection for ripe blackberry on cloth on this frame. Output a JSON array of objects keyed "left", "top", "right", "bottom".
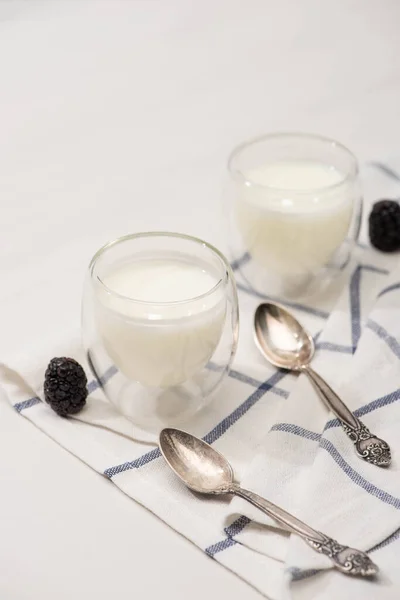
[
  {"left": 369, "top": 199, "right": 400, "bottom": 252},
  {"left": 44, "top": 357, "right": 88, "bottom": 416}
]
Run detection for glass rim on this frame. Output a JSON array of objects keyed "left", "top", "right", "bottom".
[
  {"left": 227, "top": 132, "right": 359, "bottom": 193},
  {"left": 89, "top": 231, "right": 230, "bottom": 306}
]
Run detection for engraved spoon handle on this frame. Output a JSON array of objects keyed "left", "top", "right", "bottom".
[
  {"left": 231, "top": 485, "right": 378, "bottom": 577},
  {"left": 231, "top": 484, "right": 324, "bottom": 543},
  {"left": 303, "top": 366, "right": 359, "bottom": 428},
  {"left": 303, "top": 366, "right": 391, "bottom": 467}
]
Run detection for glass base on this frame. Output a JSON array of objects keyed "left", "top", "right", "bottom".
[
  {"left": 113, "top": 380, "right": 209, "bottom": 433},
  {"left": 232, "top": 240, "right": 354, "bottom": 303},
  {"left": 86, "top": 348, "right": 224, "bottom": 434}
]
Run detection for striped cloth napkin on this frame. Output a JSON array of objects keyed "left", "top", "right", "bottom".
[{"left": 1, "top": 162, "right": 400, "bottom": 599}]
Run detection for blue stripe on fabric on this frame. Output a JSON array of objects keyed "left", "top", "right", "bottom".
[
  {"left": 208, "top": 362, "right": 290, "bottom": 397},
  {"left": 104, "top": 370, "right": 289, "bottom": 478},
  {"left": 270, "top": 423, "right": 400, "bottom": 509},
  {"left": 356, "top": 241, "right": 369, "bottom": 249},
  {"left": 319, "top": 436, "right": 400, "bottom": 508},
  {"left": 226, "top": 369, "right": 265, "bottom": 388},
  {"left": 366, "top": 319, "right": 400, "bottom": 360},
  {"left": 289, "top": 567, "right": 319, "bottom": 582},
  {"left": 87, "top": 364, "right": 118, "bottom": 393},
  {"left": 349, "top": 265, "right": 362, "bottom": 352},
  {"left": 312, "top": 331, "right": 354, "bottom": 355},
  {"left": 204, "top": 516, "right": 251, "bottom": 559},
  {"left": 224, "top": 515, "right": 251, "bottom": 538},
  {"left": 315, "top": 341, "right": 354, "bottom": 354},
  {"left": 361, "top": 264, "right": 389, "bottom": 275},
  {"left": 230, "top": 252, "right": 251, "bottom": 271},
  {"left": 313, "top": 330, "right": 322, "bottom": 344},
  {"left": 369, "top": 162, "right": 400, "bottom": 182},
  {"left": 203, "top": 371, "right": 287, "bottom": 445},
  {"left": 86, "top": 380, "right": 98, "bottom": 394},
  {"left": 325, "top": 388, "right": 400, "bottom": 430},
  {"left": 236, "top": 282, "right": 330, "bottom": 320},
  {"left": 14, "top": 396, "right": 42, "bottom": 412},
  {"left": 368, "top": 526, "right": 400, "bottom": 553},
  {"left": 348, "top": 264, "right": 389, "bottom": 352},
  {"left": 352, "top": 388, "right": 400, "bottom": 419},
  {"left": 104, "top": 448, "right": 162, "bottom": 479},
  {"left": 227, "top": 369, "right": 289, "bottom": 398},
  {"left": 379, "top": 282, "right": 400, "bottom": 298},
  {"left": 270, "top": 422, "right": 320, "bottom": 441},
  {"left": 205, "top": 537, "right": 237, "bottom": 557}
]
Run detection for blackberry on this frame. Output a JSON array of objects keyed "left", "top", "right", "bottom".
[
  {"left": 369, "top": 200, "right": 400, "bottom": 252},
  {"left": 44, "top": 357, "right": 87, "bottom": 417}
]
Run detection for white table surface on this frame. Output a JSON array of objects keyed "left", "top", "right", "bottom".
[{"left": 1, "top": 1, "right": 400, "bottom": 598}]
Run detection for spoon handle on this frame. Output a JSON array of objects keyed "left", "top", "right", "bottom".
[
  {"left": 232, "top": 485, "right": 378, "bottom": 577},
  {"left": 232, "top": 484, "right": 324, "bottom": 543},
  {"left": 303, "top": 366, "right": 391, "bottom": 467},
  {"left": 303, "top": 366, "right": 358, "bottom": 428}
]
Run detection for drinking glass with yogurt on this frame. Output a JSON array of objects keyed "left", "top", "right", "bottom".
[
  {"left": 82, "top": 232, "right": 239, "bottom": 431},
  {"left": 226, "top": 133, "right": 362, "bottom": 298}
]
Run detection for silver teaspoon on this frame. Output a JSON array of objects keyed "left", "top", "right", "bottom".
[
  {"left": 254, "top": 302, "right": 391, "bottom": 468},
  {"left": 159, "top": 428, "right": 378, "bottom": 577}
]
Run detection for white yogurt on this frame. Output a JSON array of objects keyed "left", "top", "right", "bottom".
[
  {"left": 235, "top": 160, "right": 355, "bottom": 277},
  {"left": 94, "top": 257, "right": 226, "bottom": 387}
]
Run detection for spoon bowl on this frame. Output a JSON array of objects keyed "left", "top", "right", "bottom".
[
  {"left": 159, "top": 428, "right": 234, "bottom": 494},
  {"left": 254, "top": 303, "right": 314, "bottom": 370}
]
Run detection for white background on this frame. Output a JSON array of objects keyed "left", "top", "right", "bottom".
[{"left": 0, "top": 1, "right": 399, "bottom": 598}]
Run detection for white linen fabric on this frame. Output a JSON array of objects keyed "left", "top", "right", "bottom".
[{"left": 1, "top": 162, "right": 400, "bottom": 599}]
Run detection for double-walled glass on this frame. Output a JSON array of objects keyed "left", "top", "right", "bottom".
[
  {"left": 225, "top": 133, "right": 362, "bottom": 298},
  {"left": 82, "top": 232, "right": 239, "bottom": 431}
]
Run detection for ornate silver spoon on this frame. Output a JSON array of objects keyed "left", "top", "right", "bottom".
[
  {"left": 254, "top": 302, "right": 391, "bottom": 467},
  {"left": 159, "top": 428, "right": 378, "bottom": 577}
]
